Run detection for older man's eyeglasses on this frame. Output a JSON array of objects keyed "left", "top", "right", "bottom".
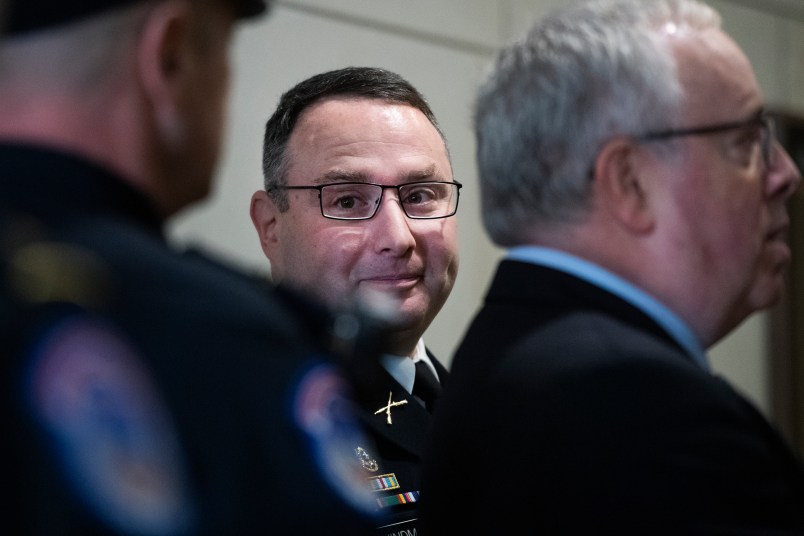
[
  {"left": 635, "top": 112, "right": 777, "bottom": 170},
  {"left": 269, "top": 180, "right": 462, "bottom": 221}
]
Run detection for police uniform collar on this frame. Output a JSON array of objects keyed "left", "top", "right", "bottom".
[{"left": 0, "top": 142, "right": 164, "bottom": 233}]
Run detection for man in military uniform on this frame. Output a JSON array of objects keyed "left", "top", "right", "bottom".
[
  {"left": 1, "top": 1, "right": 379, "bottom": 533},
  {"left": 250, "top": 66, "right": 459, "bottom": 533}
]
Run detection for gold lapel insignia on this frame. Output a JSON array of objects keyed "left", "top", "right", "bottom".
[{"left": 374, "top": 391, "right": 408, "bottom": 425}]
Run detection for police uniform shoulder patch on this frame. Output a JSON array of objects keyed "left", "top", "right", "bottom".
[
  {"left": 26, "top": 314, "right": 195, "bottom": 535},
  {"left": 293, "top": 361, "right": 378, "bottom": 517}
]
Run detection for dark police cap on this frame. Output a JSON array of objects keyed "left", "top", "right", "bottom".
[{"left": 6, "top": 0, "right": 269, "bottom": 35}]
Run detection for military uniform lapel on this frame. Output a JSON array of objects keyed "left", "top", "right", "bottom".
[{"left": 359, "top": 370, "right": 432, "bottom": 457}]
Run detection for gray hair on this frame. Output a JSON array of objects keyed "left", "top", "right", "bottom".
[{"left": 475, "top": 0, "right": 720, "bottom": 246}]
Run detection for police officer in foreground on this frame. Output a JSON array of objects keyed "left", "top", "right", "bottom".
[{"left": 1, "top": 0, "right": 380, "bottom": 533}]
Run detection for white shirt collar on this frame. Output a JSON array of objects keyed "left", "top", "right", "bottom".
[{"left": 380, "top": 339, "right": 439, "bottom": 393}]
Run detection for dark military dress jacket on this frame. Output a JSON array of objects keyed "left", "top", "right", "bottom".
[
  {"left": 2, "top": 143, "right": 379, "bottom": 534},
  {"left": 350, "top": 348, "right": 447, "bottom": 536}
]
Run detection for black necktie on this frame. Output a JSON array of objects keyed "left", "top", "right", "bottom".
[{"left": 413, "top": 360, "right": 442, "bottom": 412}]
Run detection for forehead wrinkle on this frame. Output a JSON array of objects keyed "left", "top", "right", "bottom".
[
  {"left": 404, "top": 164, "right": 439, "bottom": 182},
  {"left": 314, "top": 164, "right": 444, "bottom": 185},
  {"left": 672, "top": 29, "right": 761, "bottom": 125},
  {"left": 316, "top": 170, "right": 372, "bottom": 184}
]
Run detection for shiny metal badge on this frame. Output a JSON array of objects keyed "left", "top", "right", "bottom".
[
  {"left": 27, "top": 314, "right": 195, "bottom": 535},
  {"left": 354, "top": 446, "right": 379, "bottom": 472}
]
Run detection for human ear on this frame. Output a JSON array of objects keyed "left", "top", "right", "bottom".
[
  {"left": 136, "top": 0, "right": 195, "bottom": 147},
  {"left": 591, "top": 137, "right": 655, "bottom": 233},
  {"left": 250, "top": 190, "right": 281, "bottom": 257}
]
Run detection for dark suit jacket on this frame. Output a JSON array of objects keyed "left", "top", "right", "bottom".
[
  {"left": 352, "top": 348, "right": 448, "bottom": 535},
  {"left": 421, "top": 259, "right": 804, "bottom": 534},
  {"left": 2, "top": 144, "right": 377, "bottom": 534}
]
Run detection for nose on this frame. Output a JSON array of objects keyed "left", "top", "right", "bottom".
[
  {"left": 370, "top": 192, "right": 416, "bottom": 255},
  {"left": 767, "top": 142, "right": 801, "bottom": 199}
]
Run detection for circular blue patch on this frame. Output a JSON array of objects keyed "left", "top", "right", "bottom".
[
  {"left": 27, "top": 315, "right": 195, "bottom": 535},
  {"left": 293, "top": 362, "right": 378, "bottom": 517}
]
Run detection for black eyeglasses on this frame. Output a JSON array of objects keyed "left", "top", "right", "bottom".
[
  {"left": 635, "top": 112, "right": 777, "bottom": 170},
  {"left": 268, "top": 180, "right": 462, "bottom": 221}
]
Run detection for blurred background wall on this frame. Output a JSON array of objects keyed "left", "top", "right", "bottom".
[{"left": 169, "top": 0, "right": 804, "bottom": 421}]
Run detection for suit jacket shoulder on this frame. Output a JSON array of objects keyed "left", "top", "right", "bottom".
[{"left": 422, "top": 260, "right": 804, "bottom": 534}]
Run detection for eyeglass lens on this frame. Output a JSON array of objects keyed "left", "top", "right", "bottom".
[{"left": 319, "top": 182, "right": 459, "bottom": 220}]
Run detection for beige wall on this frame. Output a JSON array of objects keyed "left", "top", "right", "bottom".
[{"left": 169, "top": 0, "right": 804, "bottom": 417}]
